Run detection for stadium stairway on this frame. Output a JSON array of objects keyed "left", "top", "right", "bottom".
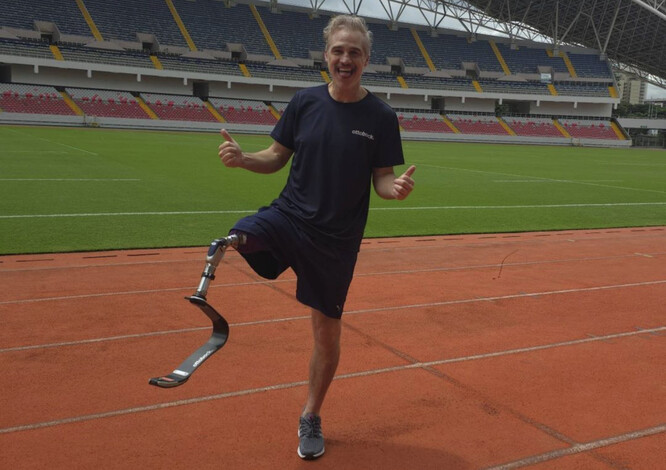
[
  {"left": 166, "top": 0, "right": 197, "bottom": 51},
  {"left": 60, "top": 91, "right": 84, "bottom": 116},
  {"left": 558, "top": 51, "right": 578, "bottom": 78},
  {"left": 497, "top": 117, "right": 516, "bottom": 136},
  {"left": 250, "top": 4, "right": 281, "bottom": 60},
  {"left": 268, "top": 105, "right": 281, "bottom": 121},
  {"left": 204, "top": 101, "right": 226, "bottom": 123},
  {"left": 610, "top": 120, "right": 627, "bottom": 140},
  {"left": 410, "top": 29, "right": 437, "bottom": 72},
  {"left": 489, "top": 41, "right": 511, "bottom": 76},
  {"left": 75, "top": 0, "right": 104, "bottom": 41},
  {"left": 553, "top": 119, "right": 572, "bottom": 138},
  {"left": 49, "top": 45, "right": 64, "bottom": 61},
  {"left": 150, "top": 55, "right": 163, "bottom": 70},
  {"left": 442, "top": 115, "right": 461, "bottom": 134},
  {"left": 135, "top": 96, "right": 159, "bottom": 120},
  {"left": 239, "top": 63, "right": 252, "bottom": 77}
]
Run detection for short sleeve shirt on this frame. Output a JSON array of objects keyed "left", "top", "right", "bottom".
[{"left": 270, "top": 84, "right": 404, "bottom": 250}]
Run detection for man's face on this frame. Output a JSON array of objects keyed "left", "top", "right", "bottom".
[{"left": 324, "top": 28, "right": 370, "bottom": 89}]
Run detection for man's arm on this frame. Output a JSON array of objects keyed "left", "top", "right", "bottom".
[
  {"left": 218, "top": 129, "right": 293, "bottom": 174},
  {"left": 372, "top": 165, "right": 416, "bottom": 200}
]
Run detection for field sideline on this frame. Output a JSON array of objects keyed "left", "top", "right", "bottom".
[{"left": 1, "top": 125, "right": 665, "bottom": 255}]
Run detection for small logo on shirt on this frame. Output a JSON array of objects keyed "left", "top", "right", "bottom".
[{"left": 352, "top": 130, "right": 374, "bottom": 140}]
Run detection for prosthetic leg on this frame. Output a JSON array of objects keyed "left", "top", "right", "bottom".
[{"left": 149, "top": 234, "right": 241, "bottom": 388}]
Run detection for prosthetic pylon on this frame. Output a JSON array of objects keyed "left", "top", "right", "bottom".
[{"left": 149, "top": 234, "right": 240, "bottom": 388}]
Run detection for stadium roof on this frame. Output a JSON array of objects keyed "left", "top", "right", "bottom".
[
  {"left": 279, "top": 0, "right": 666, "bottom": 87},
  {"left": 461, "top": 0, "right": 666, "bottom": 84}
]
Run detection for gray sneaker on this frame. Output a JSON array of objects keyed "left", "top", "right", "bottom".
[{"left": 297, "top": 413, "right": 325, "bottom": 460}]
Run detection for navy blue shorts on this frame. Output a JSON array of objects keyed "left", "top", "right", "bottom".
[{"left": 230, "top": 207, "right": 358, "bottom": 319}]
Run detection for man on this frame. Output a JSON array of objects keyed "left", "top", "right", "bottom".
[{"left": 218, "top": 14, "right": 416, "bottom": 460}]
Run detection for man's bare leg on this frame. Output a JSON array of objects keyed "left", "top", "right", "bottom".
[
  {"left": 302, "top": 308, "right": 341, "bottom": 416},
  {"left": 298, "top": 309, "right": 341, "bottom": 459}
]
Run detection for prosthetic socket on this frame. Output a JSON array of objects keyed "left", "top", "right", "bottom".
[{"left": 193, "top": 234, "right": 243, "bottom": 300}]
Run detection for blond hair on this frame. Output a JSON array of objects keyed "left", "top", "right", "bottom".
[{"left": 323, "top": 15, "right": 372, "bottom": 56}]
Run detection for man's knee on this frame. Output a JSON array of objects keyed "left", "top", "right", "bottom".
[{"left": 311, "top": 309, "right": 341, "bottom": 351}]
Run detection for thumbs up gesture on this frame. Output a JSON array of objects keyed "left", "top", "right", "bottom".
[
  {"left": 218, "top": 129, "right": 244, "bottom": 168},
  {"left": 392, "top": 165, "right": 416, "bottom": 200}
]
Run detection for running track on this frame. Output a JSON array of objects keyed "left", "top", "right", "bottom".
[{"left": 1, "top": 227, "right": 664, "bottom": 469}]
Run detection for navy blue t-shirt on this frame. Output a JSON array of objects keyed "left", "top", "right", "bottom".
[{"left": 269, "top": 84, "right": 404, "bottom": 249}]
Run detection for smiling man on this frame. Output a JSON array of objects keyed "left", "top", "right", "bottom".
[{"left": 217, "top": 14, "right": 416, "bottom": 460}]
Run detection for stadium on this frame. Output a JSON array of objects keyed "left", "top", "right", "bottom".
[
  {"left": 1, "top": 1, "right": 665, "bottom": 469},
  {"left": 1, "top": 0, "right": 663, "bottom": 145}
]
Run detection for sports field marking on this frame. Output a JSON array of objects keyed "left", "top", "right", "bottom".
[
  {"left": 417, "top": 162, "right": 666, "bottom": 195},
  {"left": 0, "top": 280, "right": 275, "bottom": 305},
  {"left": 0, "top": 178, "right": 141, "bottom": 182},
  {"left": 0, "top": 210, "right": 255, "bottom": 219},
  {"left": 1, "top": 326, "right": 663, "bottom": 435},
  {"left": 594, "top": 161, "right": 666, "bottom": 167},
  {"left": 493, "top": 179, "right": 622, "bottom": 183},
  {"left": 1, "top": 254, "right": 664, "bottom": 304},
  {"left": 0, "top": 150, "right": 69, "bottom": 154},
  {"left": 345, "top": 279, "right": 666, "bottom": 317},
  {"left": 2, "top": 280, "right": 664, "bottom": 352},
  {"left": 3, "top": 127, "right": 99, "bottom": 156},
  {"left": 357, "top": 252, "right": 665, "bottom": 278},
  {"left": 2, "top": 202, "right": 665, "bottom": 219},
  {"left": 484, "top": 423, "right": 666, "bottom": 469},
  {"left": 3, "top": 251, "right": 660, "bottom": 275},
  {"left": 370, "top": 202, "right": 666, "bottom": 211}
]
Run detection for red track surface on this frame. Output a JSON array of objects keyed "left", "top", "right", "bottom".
[{"left": 1, "top": 227, "right": 665, "bottom": 469}]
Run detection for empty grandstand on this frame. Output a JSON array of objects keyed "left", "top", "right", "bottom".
[{"left": 0, "top": 0, "right": 656, "bottom": 146}]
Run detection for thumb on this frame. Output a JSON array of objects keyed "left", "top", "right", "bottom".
[
  {"left": 403, "top": 165, "right": 416, "bottom": 178},
  {"left": 220, "top": 129, "right": 235, "bottom": 143}
]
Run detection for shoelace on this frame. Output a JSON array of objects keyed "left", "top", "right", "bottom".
[{"left": 299, "top": 416, "right": 322, "bottom": 438}]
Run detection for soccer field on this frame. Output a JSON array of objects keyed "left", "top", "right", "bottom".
[{"left": 1, "top": 125, "right": 665, "bottom": 254}]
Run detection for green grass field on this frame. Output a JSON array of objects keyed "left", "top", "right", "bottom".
[{"left": 1, "top": 125, "right": 665, "bottom": 255}]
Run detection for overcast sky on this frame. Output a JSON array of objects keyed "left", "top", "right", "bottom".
[{"left": 647, "top": 84, "right": 666, "bottom": 99}]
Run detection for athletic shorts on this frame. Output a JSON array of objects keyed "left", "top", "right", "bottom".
[{"left": 230, "top": 206, "right": 358, "bottom": 319}]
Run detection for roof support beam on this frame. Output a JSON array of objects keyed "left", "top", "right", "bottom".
[
  {"left": 629, "top": 0, "right": 666, "bottom": 20},
  {"left": 602, "top": 0, "right": 622, "bottom": 55},
  {"left": 341, "top": 0, "right": 363, "bottom": 14}
]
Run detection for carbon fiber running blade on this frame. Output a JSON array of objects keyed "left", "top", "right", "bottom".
[{"left": 149, "top": 296, "right": 229, "bottom": 388}]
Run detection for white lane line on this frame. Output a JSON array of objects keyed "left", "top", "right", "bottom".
[
  {"left": 0, "top": 280, "right": 285, "bottom": 305},
  {"left": 346, "top": 280, "right": 666, "bottom": 316},
  {"left": 370, "top": 202, "right": 666, "bottom": 211},
  {"left": 1, "top": 282, "right": 664, "bottom": 353},
  {"left": 417, "top": 163, "right": 666, "bottom": 195},
  {"left": 3, "top": 128, "right": 98, "bottom": 156},
  {"left": 0, "top": 210, "right": 255, "bottom": 219},
  {"left": 1, "top": 276, "right": 664, "bottom": 308},
  {"left": 1, "top": 277, "right": 664, "bottom": 308},
  {"left": 0, "top": 178, "right": 141, "bottom": 182},
  {"left": 0, "top": 379, "right": 309, "bottom": 435},
  {"left": 0, "top": 251, "right": 656, "bottom": 275},
  {"left": 493, "top": 180, "right": 622, "bottom": 183},
  {"left": 484, "top": 423, "right": 666, "bottom": 469},
  {"left": 1, "top": 326, "right": 663, "bottom": 435},
  {"left": 2, "top": 202, "right": 666, "bottom": 219},
  {"left": 0, "top": 150, "right": 69, "bottom": 154}
]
